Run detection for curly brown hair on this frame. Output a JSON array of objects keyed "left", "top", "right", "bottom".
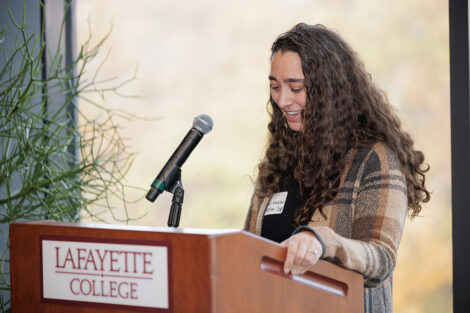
[{"left": 257, "top": 23, "right": 430, "bottom": 225}]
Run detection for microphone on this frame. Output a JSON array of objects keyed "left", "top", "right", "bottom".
[{"left": 145, "top": 114, "right": 213, "bottom": 202}]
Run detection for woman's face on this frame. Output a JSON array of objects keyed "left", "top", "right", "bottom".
[{"left": 269, "top": 50, "right": 307, "bottom": 132}]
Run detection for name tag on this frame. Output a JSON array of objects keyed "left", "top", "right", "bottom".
[{"left": 264, "top": 191, "right": 288, "bottom": 215}]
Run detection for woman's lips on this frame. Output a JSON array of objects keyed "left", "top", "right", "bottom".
[{"left": 284, "top": 110, "right": 302, "bottom": 122}]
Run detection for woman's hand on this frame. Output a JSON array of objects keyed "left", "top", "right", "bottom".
[{"left": 281, "top": 231, "right": 323, "bottom": 275}]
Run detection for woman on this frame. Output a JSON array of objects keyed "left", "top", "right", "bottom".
[{"left": 244, "top": 23, "right": 430, "bottom": 313}]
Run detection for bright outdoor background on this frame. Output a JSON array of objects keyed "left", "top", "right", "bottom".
[{"left": 76, "top": 0, "right": 451, "bottom": 312}]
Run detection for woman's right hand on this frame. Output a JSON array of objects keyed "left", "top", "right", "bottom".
[{"left": 281, "top": 231, "right": 323, "bottom": 275}]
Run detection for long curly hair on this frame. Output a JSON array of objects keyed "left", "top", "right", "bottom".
[{"left": 257, "top": 23, "right": 430, "bottom": 225}]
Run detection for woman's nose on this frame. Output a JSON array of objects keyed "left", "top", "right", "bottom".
[{"left": 278, "top": 90, "right": 293, "bottom": 108}]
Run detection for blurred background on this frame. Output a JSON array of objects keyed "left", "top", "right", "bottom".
[{"left": 76, "top": 0, "right": 451, "bottom": 312}]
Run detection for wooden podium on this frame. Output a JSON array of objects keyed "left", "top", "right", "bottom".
[{"left": 10, "top": 221, "right": 363, "bottom": 313}]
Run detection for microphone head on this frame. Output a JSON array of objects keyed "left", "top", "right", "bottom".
[{"left": 193, "top": 114, "right": 213, "bottom": 134}]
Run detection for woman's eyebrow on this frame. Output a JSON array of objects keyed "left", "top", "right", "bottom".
[
  {"left": 285, "top": 78, "right": 304, "bottom": 83},
  {"left": 268, "top": 76, "right": 304, "bottom": 83}
]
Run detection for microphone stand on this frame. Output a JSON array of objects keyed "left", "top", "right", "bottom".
[{"left": 167, "top": 169, "right": 184, "bottom": 228}]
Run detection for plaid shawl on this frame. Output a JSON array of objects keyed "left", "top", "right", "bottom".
[{"left": 244, "top": 142, "right": 408, "bottom": 313}]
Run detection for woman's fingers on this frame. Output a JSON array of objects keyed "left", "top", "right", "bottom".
[
  {"left": 283, "top": 238, "right": 298, "bottom": 274},
  {"left": 283, "top": 231, "right": 322, "bottom": 275},
  {"left": 300, "top": 247, "right": 316, "bottom": 268},
  {"left": 291, "top": 241, "right": 308, "bottom": 274}
]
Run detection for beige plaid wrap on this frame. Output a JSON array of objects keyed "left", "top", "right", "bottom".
[{"left": 244, "top": 142, "right": 408, "bottom": 313}]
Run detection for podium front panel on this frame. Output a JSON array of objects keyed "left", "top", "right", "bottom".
[{"left": 10, "top": 221, "right": 363, "bottom": 313}]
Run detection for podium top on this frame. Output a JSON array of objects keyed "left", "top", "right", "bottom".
[{"left": 16, "top": 220, "right": 241, "bottom": 236}]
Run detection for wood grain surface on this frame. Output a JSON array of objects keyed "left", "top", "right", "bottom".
[{"left": 10, "top": 221, "right": 363, "bottom": 313}]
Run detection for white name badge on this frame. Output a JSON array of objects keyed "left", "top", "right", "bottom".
[
  {"left": 264, "top": 191, "right": 288, "bottom": 215},
  {"left": 41, "top": 236, "right": 170, "bottom": 311}
]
